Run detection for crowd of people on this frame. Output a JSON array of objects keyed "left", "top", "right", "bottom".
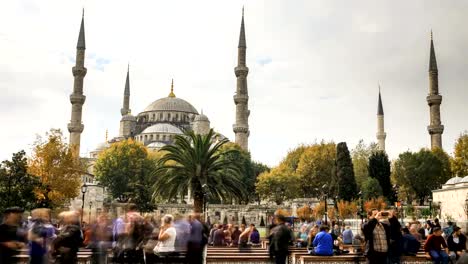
[{"left": 2, "top": 204, "right": 468, "bottom": 264}]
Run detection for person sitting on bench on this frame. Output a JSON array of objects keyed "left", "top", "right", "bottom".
[{"left": 308, "top": 225, "right": 333, "bottom": 256}]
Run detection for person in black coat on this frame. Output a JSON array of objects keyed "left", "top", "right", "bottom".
[
  {"left": 448, "top": 226, "right": 467, "bottom": 262},
  {"left": 401, "top": 228, "right": 420, "bottom": 256},
  {"left": 362, "top": 209, "right": 391, "bottom": 264},
  {"left": 269, "top": 214, "right": 294, "bottom": 264},
  {"left": 387, "top": 209, "right": 403, "bottom": 264}
]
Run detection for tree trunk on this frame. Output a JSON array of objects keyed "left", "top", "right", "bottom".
[{"left": 193, "top": 192, "right": 203, "bottom": 213}]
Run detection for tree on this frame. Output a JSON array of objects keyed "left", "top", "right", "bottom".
[
  {"left": 256, "top": 164, "right": 301, "bottom": 205},
  {"left": 337, "top": 200, "right": 358, "bottom": 220},
  {"left": 361, "top": 177, "right": 383, "bottom": 200},
  {"left": 368, "top": 151, "right": 393, "bottom": 202},
  {"left": 94, "top": 139, "right": 156, "bottom": 212},
  {"left": 392, "top": 149, "right": 451, "bottom": 205},
  {"left": 452, "top": 132, "right": 468, "bottom": 177},
  {"left": 351, "top": 140, "right": 379, "bottom": 190},
  {"left": 364, "top": 197, "right": 387, "bottom": 212},
  {"left": 153, "top": 129, "right": 246, "bottom": 213},
  {"left": 28, "top": 129, "right": 82, "bottom": 208},
  {"left": 281, "top": 145, "right": 307, "bottom": 172},
  {"left": 432, "top": 147, "right": 453, "bottom": 181},
  {"left": 335, "top": 142, "right": 358, "bottom": 201},
  {"left": 296, "top": 204, "right": 313, "bottom": 221},
  {"left": 0, "top": 151, "right": 41, "bottom": 211},
  {"left": 296, "top": 142, "right": 336, "bottom": 198}
]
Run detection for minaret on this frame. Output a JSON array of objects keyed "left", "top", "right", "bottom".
[
  {"left": 119, "top": 65, "right": 136, "bottom": 138},
  {"left": 376, "top": 86, "right": 386, "bottom": 151},
  {"left": 233, "top": 8, "right": 250, "bottom": 151},
  {"left": 120, "top": 64, "right": 130, "bottom": 116},
  {"left": 68, "top": 10, "right": 87, "bottom": 157},
  {"left": 427, "top": 31, "right": 444, "bottom": 149}
]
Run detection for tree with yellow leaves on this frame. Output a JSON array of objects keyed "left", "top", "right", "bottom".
[
  {"left": 28, "top": 129, "right": 83, "bottom": 209},
  {"left": 452, "top": 132, "right": 468, "bottom": 177},
  {"left": 256, "top": 164, "right": 301, "bottom": 205}
]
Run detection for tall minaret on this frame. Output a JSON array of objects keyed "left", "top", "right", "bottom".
[
  {"left": 120, "top": 64, "right": 130, "bottom": 116},
  {"left": 233, "top": 8, "right": 250, "bottom": 151},
  {"left": 68, "top": 11, "right": 87, "bottom": 157},
  {"left": 376, "top": 86, "right": 386, "bottom": 151},
  {"left": 427, "top": 31, "right": 444, "bottom": 149}
]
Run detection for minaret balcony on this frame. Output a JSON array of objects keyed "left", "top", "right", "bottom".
[
  {"left": 234, "top": 66, "right": 249, "bottom": 77},
  {"left": 426, "top": 94, "right": 442, "bottom": 105},
  {"left": 70, "top": 94, "right": 86, "bottom": 104},
  {"left": 233, "top": 125, "right": 249, "bottom": 133},
  {"left": 427, "top": 125, "right": 444, "bottom": 134},
  {"left": 233, "top": 94, "right": 249, "bottom": 104},
  {"left": 72, "top": 66, "right": 87, "bottom": 77},
  {"left": 68, "top": 123, "right": 84, "bottom": 133},
  {"left": 376, "top": 132, "right": 387, "bottom": 140}
]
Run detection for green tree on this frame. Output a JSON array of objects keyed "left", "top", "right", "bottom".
[
  {"left": 256, "top": 165, "right": 301, "bottom": 205},
  {"left": 296, "top": 142, "right": 336, "bottom": 198},
  {"left": 0, "top": 151, "right": 41, "bottom": 211},
  {"left": 368, "top": 151, "right": 393, "bottom": 202},
  {"left": 94, "top": 139, "right": 156, "bottom": 211},
  {"left": 335, "top": 142, "right": 358, "bottom": 201},
  {"left": 351, "top": 140, "right": 378, "bottom": 190},
  {"left": 362, "top": 177, "right": 383, "bottom": 200},
  {"left": 452, "top": 132, "right": 468, "bottom": 177},
  {"left": 28, "top": 129, "right": 82, "bottom": 208},
  {"left": 392, "top": 149, "right": 451, "bottom": 205},
  {"left": 153, "top": 129, "right": 246, "bottom": 213}
]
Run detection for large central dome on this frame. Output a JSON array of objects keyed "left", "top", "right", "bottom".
[{"left": 143, "top": 96, "right": 198, "bottom": 114}]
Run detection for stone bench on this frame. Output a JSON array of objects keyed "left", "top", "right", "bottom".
[
  {"left": 14, "top": 254, "right": 93, "bottom": 264},
  {"left": 206, "top": 255, "right": 272, "bottom": 264},
  {"left": 298, "top": 255, "right": 432, "bottom": 264}
]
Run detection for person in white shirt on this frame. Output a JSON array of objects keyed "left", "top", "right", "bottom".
[{"left": 154, "top": 214, "right": 177, "bottom": 255}]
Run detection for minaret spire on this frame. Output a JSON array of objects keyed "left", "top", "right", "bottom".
[
  {"left": 233, "top": 8, "right": 250, "bottom": 151},
  {"left": 168, "top": 78, "right": 175, "bottom": 97},
  {"left": 68, "top": 11, "right": 88, "bottom": 158},
  {"left": 121, "top": 64, "right": 131, "bottom": 116},
  {"left": 427, "top": 31, "right": 444, "bottom": 149},
  {"left": 376, "top": 85, "right": 386, "bottom": 151}
]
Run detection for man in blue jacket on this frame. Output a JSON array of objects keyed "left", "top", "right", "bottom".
[{"left": 308, "top": 225, "right": 334, "bottom": 256}]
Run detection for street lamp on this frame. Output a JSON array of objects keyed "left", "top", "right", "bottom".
[
  {"left": 322, "top": 184, "right": 328, "bottom": 225},
  {"left": 81, "top": 183, "right": 88, "bottom": 225},
  {"left": 88, "top": 201, "right": 93, "bottom": 223}
]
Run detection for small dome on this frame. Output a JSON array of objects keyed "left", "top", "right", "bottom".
[
  {"left": 121, "top": 114, "right": 136, "bottom": 121},
  {"left": 460, "top": 176, "right": 468, "bottom": 183},
  {"left": 445, "top": 177, "right": 463, "bottom": 185},
  {"left": 194, "top": 113, "right": 209, "bottom": 122},
  {"left": 143, "top": 96, "right": 198, "bottom": 114},
  {"left": 147, "top": 142, "right": 166, "bottom": 149},
  {"left": 141, "top": 123, "right": 183, "bottom": 134},
  {"left": 93, "top": 141, "right": 110, "bottom": 152}
]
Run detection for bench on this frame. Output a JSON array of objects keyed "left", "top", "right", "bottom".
[
  {"left": 13, "top": 254, "right": 93, "bottom": 264},
  {"left": 298, "top": 255, "right": 432, "bottom": 264}
]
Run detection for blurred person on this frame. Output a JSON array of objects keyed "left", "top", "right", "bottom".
[
  {"left": 269, "top": 214, "right": 294, "bottom": 264},
  {"left": 223, "top": 225, "right": 232, "bottom": 246},
  {"left": 28, "top": 208, "right": 56, "bottom": 264},
  {"left": 208, "top": 224, "right": 218, "bottom": 246},
  {"left": 173, "top": 214, "right": 190, "bottom": 251},
  {"left": 424, "top": 227, "right": 449, "bottom": 264},
  {"left": 89, "top": 213, "right": 112, "bottom": 264},
  {"left": 239, "top": 225, "right": 250, "bottom": 248},
  {"left": 362, "top": 209, "right": 391, "bottom": 264},
  {"left": 342, "top": 226, "right": 353, "bottom": 245},
  {"left": 448, "top": 226, "right": 466, "bottom": 262},
  {"left": 425, "top": 220, "right": 434, "bottom": 238},
  {"left": 433, "top": 218, "right": 441, "bottom": 229},
  {"left": 401, "top": 227, "right": 420, "bottom": 256},
  {"left": 51, "top": 211, "right": 83, "bottom": 264},
  {"left": 153, "top": 214, "right": 176, "bottom": 255},
  {"left": 0, "top": 207, "right": 25, "bottom": 264},
  {"left": 410, "top": 225, "right": 422, "bottom": 241},
  {"left": 296, "top": 225, "right": 309, "bottom": 247},
  {"left": 332, "top": 224, "right": 341, "bottom": 237},
  {"left": 213, "top": 225, "right": 225, "bottom": 246},
  {"left": 186, "top": 213, "right": 209, "bottom": 264},
  {"left": 443, "top": 221, "right": 454, "bottom": 238},
  {"left": 231, "top": 225, "right": 241, "bottom": 246},
  {"left": 308, "top": 225, "right": 333, "bottom": 256},
  {"left": 249, "top": 224, "right": 260, "bottom": 246},
  {"left": 307, "top": 225, "right": 319, "bottom": 250}
]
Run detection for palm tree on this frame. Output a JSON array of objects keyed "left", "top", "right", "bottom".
[{"left": 153, "top": 129, "right": 247, "bottom": 213}]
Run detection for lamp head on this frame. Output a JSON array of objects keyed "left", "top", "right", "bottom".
[{"left": 81, "top": 183, "right": 88, "bottom": 194}]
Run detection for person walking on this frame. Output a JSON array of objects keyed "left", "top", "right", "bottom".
[
  {"left": 447, "top": 226, "right": 466, "bottom": 262},
  {"left": 362, "top": 209, "right": 391, "bottom": 264},
  {"left": 0, "top": 207, "right": 25, "bottom": 264},
  {"left": 269, "top": 214, "right": 294, "bottom": 264},
  {"left": 51, "top": 211, "right": 83, "bottom": 264}
]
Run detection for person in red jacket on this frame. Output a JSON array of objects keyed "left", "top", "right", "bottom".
[{"left": 424, "top": 227, "right": 449, "bottom": 264}]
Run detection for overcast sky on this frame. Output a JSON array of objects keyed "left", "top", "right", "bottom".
[{"left": 1, "top": 0, "right": 467, "bottom": 166}]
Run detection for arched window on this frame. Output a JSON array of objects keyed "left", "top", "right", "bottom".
[
  {"left": 176, "top": 113, "right": 179, "bottom": 121},
  {"left": 150, "top": 135, "right": 153, "bottom": 140},
  {"left": 156, "top": 135, "right": 160, "bottom": 140},
  {"left": 167, "top": 113, "right": 171, "bottom": 120},
  {"left": 163, "top": 135, "right": 166, "bottom": 141},
  {"left": 152, "top": 114, "right": 155, "bottom": 120},
  {"left": 144, "top": 135, "right": 148, "bottom": 141},
  {"left": 160, "top": 113, "right": 163, "bottom": 120}
]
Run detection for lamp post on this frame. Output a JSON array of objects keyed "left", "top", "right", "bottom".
[
  {"left": 88, "top": 201, "right": 93, "bottom": 223},
  {"left": 428, "top": 198, "right": 433, "bottom": 217},
  {"left": 322, "top": 184, "right": 328, "bottom": 225},
  {"left": 81, "top": 183, "right": 88, "bottom": 225}
]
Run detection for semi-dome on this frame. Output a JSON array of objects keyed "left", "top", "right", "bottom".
[
  {"left": 194, "top": 113, "right": 209, "bottom": 122},
  {"left": 460, "top": 176, "right": 468, "bottom": 183},
  {"left": 445, "top": 176, "right": 463, "bottom": 185},
  {"left": 147, "top": 142, "right": 166, "bottom": 149},
  {"left": 141, "top": 123, "right": 183, "bottom": 134},
  {"left": 143, "top": 96, "right": 198, "bottom": 114}
]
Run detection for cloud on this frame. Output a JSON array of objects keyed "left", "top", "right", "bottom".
[{"left": 256, "top": 56, "right": 272, "bottom": 66}]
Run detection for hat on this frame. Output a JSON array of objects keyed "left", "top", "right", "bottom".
[
  {"left": 454, "top": 226, "right": 461, "bottom": 232},
  {"left": 3, "top": 207, "right": 24, "bottom": 214}
]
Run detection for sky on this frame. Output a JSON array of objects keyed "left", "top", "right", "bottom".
[{"left": 0, "top": 0, "right": 468, "bottom": 167}]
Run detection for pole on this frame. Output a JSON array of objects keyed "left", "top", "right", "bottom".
[
  {"left": 89, "top": 202, "right": 92, "bottom": 223},
  {"left": 81, "top": 192, "right": 85, "bottom": 224},
  {"left": 324, "top": 195, "right": 328, "bottom": 225}
]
